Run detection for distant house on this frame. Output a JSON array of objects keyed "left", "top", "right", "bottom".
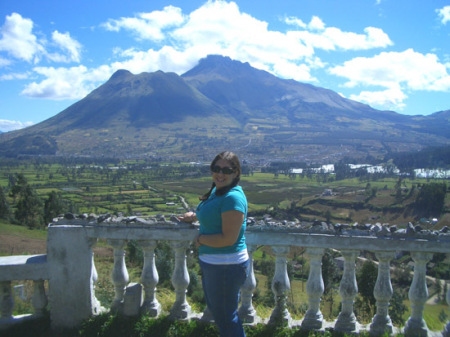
[{"left": 165, "top": 202, "right": 176, "bottom": 206}]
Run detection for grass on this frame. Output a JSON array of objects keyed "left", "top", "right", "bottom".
[
  {"left": 0, "top": 220, "right": 47, "bottom": 240},
  {"left": 1, "top": 313, "right": 407, "bottom": 337}
]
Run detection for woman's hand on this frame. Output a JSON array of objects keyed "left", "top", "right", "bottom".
[
  {"left": 178, "top": 211, "right": 197, "bottom": 223},
  {"left": 194, "top": 234, "right": 202, "bottom": 247}
]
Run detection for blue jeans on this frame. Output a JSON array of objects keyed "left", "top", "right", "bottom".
[{"left": 199, "top": 259, "right": 250, "bottom": 337}]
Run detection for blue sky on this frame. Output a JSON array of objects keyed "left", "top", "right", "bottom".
[{"left": 1, "top": 0, "right": 449, "bottom": 132}]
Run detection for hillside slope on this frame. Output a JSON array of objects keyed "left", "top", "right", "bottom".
[{"left": 0, "top": 55, "right": 448, "bottom": 161}]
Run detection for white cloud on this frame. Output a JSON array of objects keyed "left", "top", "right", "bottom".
[
  {"left": 50, "top": 31, "right": 82, "bottom": 63},
  {"left": 308, "top": 16, "right": 325, "bottom": 31},
  {"left": 0, "top": 13, "right": 83, "bottom": 66},
  {"left": 437, "top": 6, "right": 450, "bottom": 25},
  {"left": 329, "top": 49, "right": 450, "bottom": 109},
  {"left": 0, "top": 13, "right": 44, "bottom": 63},
  {"left": 294, "top": 26, "right": 392, "bottom": 51},
  {"left": 102, "top": 5, "right": 185, "bottom": 41},
  {"left": 21, "top": 65, "right": 106, "bottom": 99},
  {"left": 111, "top": 46, "right": 199, "bottom": 75},
  {"left": 16, "top": 1, "right": 396, "bottom": 103},
  {"left": 167, "top": 1, "right": 319, "bottom": 80},
  {"left": 0, "top": 56, "right": 12, "bottom": 67},
  {"left": 350, "top": 87, "right": 407, "bottom": 111},
  {"left": 284, "top": 16, "right": 306, "bottom": 28},
  {"left": 0, "top": 72, "right": 30, "bottom": 80},
  {"left": 100, "top": 1, "right": 392, "bottom": 84},
  {"left": 0, "top": 119, "right": 34, "bottom": 132}
]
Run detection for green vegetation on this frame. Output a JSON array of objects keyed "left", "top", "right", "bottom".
[
  {"left": 0, "top": 157, "right": 449, "bottom": 336},
  {"left": 0, "top": 157, "right": 448, "bottom": 227},
  {"left": 1, "top": 313, "right": 406, "bottom": 337}
]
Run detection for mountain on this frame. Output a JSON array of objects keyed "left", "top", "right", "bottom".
[{"left": 0, "top": 55, "right": 449, "bottom": 162}]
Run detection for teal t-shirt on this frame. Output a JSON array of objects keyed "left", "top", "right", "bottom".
[{"left": 196, "top": 186, "right": 247, "bottom": 255}]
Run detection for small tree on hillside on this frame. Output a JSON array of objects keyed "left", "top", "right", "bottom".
[
  {"left": 15, "top": 184, "right": 43, "bottom": 228},
  {"left": 44, "top": 191, "right": 66, "bottom": 224},
  {"left": 355, "top": 260, "right": 378, "bottom": 321},
  {"left": 389, "top": 289, "right": 407, "bottom": 325},
  {"left": 322, "top": 249, "right": 340, "bottom": 318},
  {"left": 0, "top": 186, "right": 10, "bottom": 220},
  {"left": 10, "top": 174, "right": 43, "bottom": 228},
  {"left": 415, "top": 182, "right": 446, "bottom": 218}
]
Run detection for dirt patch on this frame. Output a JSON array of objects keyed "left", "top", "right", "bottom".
[
  {"left": 0, "top": 234, "right": 113, "bottom": 257},
  {"left": 0, "top": 234, "right": 47, "bottom": 255}
]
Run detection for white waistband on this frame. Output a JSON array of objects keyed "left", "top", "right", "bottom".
[{"left": 199, "top": 249, "right": 249, "bottom": 265}]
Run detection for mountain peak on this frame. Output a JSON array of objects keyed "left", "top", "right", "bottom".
[
  {"left": 182, "top": 54, "right": 254, "bottom": 79},
  {"left": 109, "top": 69, "right": 133, "bottom": 82},
  {"left": 1, "top": 55, "right": 448, "bottom": 159}
]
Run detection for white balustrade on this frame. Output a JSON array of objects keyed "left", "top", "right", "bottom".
[
  {"left": 31, "top": 280, "right": 47, "bottom": 317},
  {"left": 139, "top": 240, "right": 161, "bottom": 317},
  {"left": 269, "top": 245, "right": 291, "bottom": 325},
  {"left": 335, "top": 249, "right": 359, "bottom": 333},
  {"left": 370, "top": 251, "right": 395, "bottom": 335},
  {"left": 89, "top": 238, "right": 103, "bottom": 315},
  {"left": 169, "top": 240, "right": 191, "bottom": 319},
  {"left": 108, "top": 239, "right": 130, "bottom": 313},
  {"left": 404, "top": 252, "right": 433, "bottom": 337},
  {"left": 444, "top": 282, "right": 450, "bottom": 337},
  {"left": 301, "top": 247, "right": 324, "bottom": 330},
  {"left": 1, "top": 219, "right": 449, "bottom": 337},
  {"left": 238, "top": 244, "right": 257, "bottom": 323}
]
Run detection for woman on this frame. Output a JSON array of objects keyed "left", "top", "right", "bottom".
[{"left": 179, "top": 151, "right": 249, "bottom": 337}]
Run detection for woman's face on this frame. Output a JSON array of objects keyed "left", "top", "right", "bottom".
[{"left": 211, "top": 158, "right": 238, "bottom": 189}]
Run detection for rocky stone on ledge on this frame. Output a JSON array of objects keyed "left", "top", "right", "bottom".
[{"left": 50, "top": 213, "right": 450, "bottom": 242}]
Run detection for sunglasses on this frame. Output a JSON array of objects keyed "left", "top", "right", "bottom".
[{"left": 211, "top": 165, "right": 235, "bottom": 175}]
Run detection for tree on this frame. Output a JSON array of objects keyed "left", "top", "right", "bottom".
[
  {"left": 44, "top": 191, "right": 65, "bottom": 224},
  {"left": 10, "top": 173, "right": 29, "bottom": 201},
  {"left": 0, "top": 185, "right": 10, "bottom": 220},
  {"left": 15, "top": 184, "right": 43, "bottom": 228},
  {"left": 10, "top": 174, "right": 43, "bottom": 228},
  {"left": 322, "top": 250, "right": 340, "bottom": 294},
  {"left": 389, "top": 289, "right": 407, "bottom": 325},
  {"left": 415, "top": 182, "right": 446, "bottom": 218},
  {"left": 357, "top": 260, "right": 377, "bottom": 306},
  {"left": 355, "top": 260, "right": 378, "bottom": 320},
  {"left": 322, "top": 250, "right": 340, "bottom": 317}
]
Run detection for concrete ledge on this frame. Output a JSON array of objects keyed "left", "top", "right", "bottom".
[{"left": 0, "top": 255, "right": 48, "bottom": 281}]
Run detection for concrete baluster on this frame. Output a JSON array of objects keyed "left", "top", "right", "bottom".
[
  {"left": 301, "top": 247, "right": 324, "bottom": 330},
  {"left": 404, "top": 252, "right": 432, "bottom": 337},
  {"left": 89, "top": 238, "right": 103, "bottom": 314},
  {"left": 31, "top": 280, "right": 47, "bottom": 316},
  {"left": 335, "top": 250, "right": 359, "bottom": 333},
  {"left": 47, "top": 225, "right": 97, "bottom": 328},
  {"left": 370, "top": 251, "right": 395, "bottom": 336},
  {"left": 269, "top": 245, "right": 291, "bottom": 325},
  {"left": 139, "top": 240, "right": 161, "bottom": 317},
  {"left": 238, "top": 244, "right": 257, "bottom": 323},
  {"left": 443, "top": 282, "right": 450, "bottom": 337},
  {"left": 0, "top": 281, "right": 13, "bottom": 320},
  {"left": 170, "top": 241, "right": 191, "bottom": 319},
  {"left": 108, "top": 239, "right": 129, "bottom": 313}
]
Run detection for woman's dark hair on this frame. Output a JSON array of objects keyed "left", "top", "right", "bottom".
[{"left": 199, "top": 151, "right": 241, "bottom": 201}]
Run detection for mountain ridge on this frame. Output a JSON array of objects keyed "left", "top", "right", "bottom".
[{"left": 0, "top": 55, "right": 449, "bottom": 162}]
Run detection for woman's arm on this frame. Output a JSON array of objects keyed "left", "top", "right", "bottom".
[{"left": 196, "top": 210, "right": 244, "bottom": 248}]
